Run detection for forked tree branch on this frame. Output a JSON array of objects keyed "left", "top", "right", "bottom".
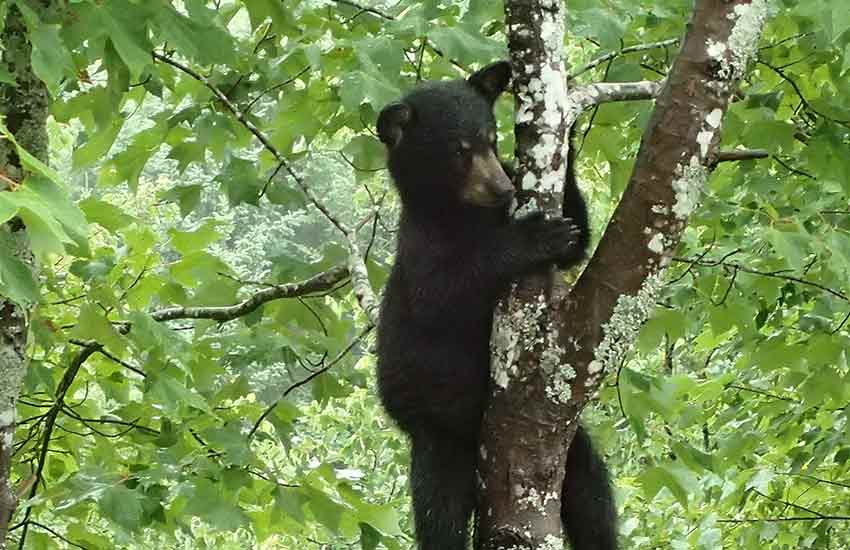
[
  {"left": 480, "top": 0, "right": 772, "bottom": 547},
  {"left": 561, "top": 0, "right": 771, "bottom": 402}
]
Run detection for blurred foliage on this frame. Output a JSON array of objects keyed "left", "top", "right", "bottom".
[{"left": 1, "top": 0, "right": 849, "bottom": 548}]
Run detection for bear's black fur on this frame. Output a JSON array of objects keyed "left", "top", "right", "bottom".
[{"left": 375, "top": 61, "right": 617, "bottom": 550}]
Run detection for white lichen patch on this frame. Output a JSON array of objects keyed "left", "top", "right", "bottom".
[
  {"left": 647, "top": 233, "right": 665, "bottom": 255},
  {"left": 512, "top": 2, "right": 570, "bottom": 196},
  {"left": 502, "top": 534, "right": 564, "bottom": 550},
  {"left": 491, "top": 291, "right": 551, "bottom": 389},
  {"left": 518, "top": 487, "right": 560, "bottom": 515},
  {"left": 538, "top": 164, "right": 566, "bottom": 194},
  {"left": 706, "top": 108, "right": 723, "bottom": 129},
  {"left": 695, "top": 108, "right": 725, "bottom": 160},
  {"left": 491, "top": 290, "right": 573, "bottom": 395},
  {"left": 705, "top": 40, "right": 728, "bottom": 60},
  {"left": 545, "top": 363, "right": 576, "bottom": 404},
  {"left": 696, "top": 129, "right": 714, "bottom": 159},
  {"left": 708, "top": 0, "right": 772, "bottom": 80},
  {"left": 671, "top": 157, "right": 709, "bottom": 219},
  {"left": 588, "top": 272, "right": 666, "bottom": 382},
  {"left": 521, "top": 172, "right": 538, "bottom": 191}
]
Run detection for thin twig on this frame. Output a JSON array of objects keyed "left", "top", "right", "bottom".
[
  {"left": 248, "top": 325, "right": 374, "bottom": 438},
  {"left": 151, "top": 51, "right": 350, "bottom": 235},
  {"left": 570, "top": 38, "right": 679, "bottom": 79},
  {"left": 673, "top": 256, "right": 849, "bottom": 303},
  {"left": 332, "top": 0, "right": 393, "bottom": 20}
]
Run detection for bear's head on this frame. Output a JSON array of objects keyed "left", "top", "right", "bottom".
[{"left": 377, "top": 61, "right": 514, "bottom": 212}]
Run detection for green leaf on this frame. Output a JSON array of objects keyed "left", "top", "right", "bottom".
[
  {"left": 302, "top": 485, "right": 347, "bottom": 534},
  {"left": 0, "top": 237, "right": 38, "bottom": 305},
  {"left": 169, "top": 250, "right": 230, "bottom": 288},
  {"left": 742, "top": 120, "right": 796, "bottom": 153},
  {"left": 0, "top": 193, "right": 17, "bottom": 223},
  {"left": 569, "top": 8, "right": 626, "bottom": 50},
  {"left": 147, "top": 374, "right": 211, "bottom": 415},
  {"left": 79, "top": 197, "right": 136, "bottom": 232},
  {"left": 151, "top": 5, "right": 236, "bottom": 66},
  {"left": 4, "top": 176, "right": 89, "bottom": 258},
  {"left": 427, "top": 25, "right": 505, "bottom": 65},
  {"left": 71, "top": 304, "right": 126, "bottom": 355},
  {"left": 344, "top": 135, "right": 386, "bottom": 172},
  {"left": 766, "top": 227, "right": 810, "bottom": 270},
  {"left": 182, "top": 479, "right": 248, "bottom": 530},
  {"left": 274, "top": 486, "right": 308, "bottom": 523},
  {"left": 215, "top": 157, "right": 264, "bottom": 206},
  {"left": 159, "top": 185, "right": 203, "bottom": 217},
  {"left": 94, "top": 2, "right": 154, "bottom": 78},
  {"left": 340, "top": 71, "right": 401, "bottom": 113},
  {"left": 99, "top": 485, "right": 145, "bottom": 531},
  {"left": 0, "top": 64, "right": 15, "bottom": 86},
  {"left": 29, "top": 24, "right": 76, "bottom": 95},
  {"left": 640, "top": 464, "right": 692, "bottom": 508},
  {"left": 0, "top": 127, "right": 89, "bottom": 256},
  {"left": 201, "top": 424, "right": 253, "bottom": 465},
  {"left": 99, "top": 122, "right": 169, "bottom": 191},
  {"left": 168, "top": 221, "right": 221, "bottom": 255},
  {"left": 243, "top": 0, "right": 297, "bottom": 33},
  {"left": 73, "top": 119, "right": 125, "bottom": 169},
  {"left": 360, "top": 523, "right": 382, "bottom": 550}
]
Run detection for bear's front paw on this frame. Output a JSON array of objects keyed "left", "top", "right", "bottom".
[{"left": 528, "top": 216, "right": 583, "bottom": 266}]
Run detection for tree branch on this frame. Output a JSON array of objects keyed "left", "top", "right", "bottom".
[
  {"left": 713, "top": 149, "right": 769, "bottom": 165},
  {"left": 559, "top": 0, "right": 771, "bottom": 403},
  {"left": 151, "top": 265, "right": 351, "bottom": 322},
  {"left": 570, "top": 80, "right": 665, "bottom": 109},
  {"left": 15, "top": 343, "right": 100, "bottom": 549}
]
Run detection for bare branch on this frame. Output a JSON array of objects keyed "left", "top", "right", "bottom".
[
  {"left": 713, "top": 149, "right": 769, "bottom": 165},
  {"left": 346, "top": 237, "right": 380, "bottom": 325},
  {"left": 570, "top": 80, "right": 664, "bottom": 109},
  {"left": 151, "top": 265, "right": 351, "bottom": 322}
]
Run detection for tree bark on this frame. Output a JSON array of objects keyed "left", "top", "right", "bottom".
[
  {"left": 479, "top": 0, "right": 771, "bottom": 547},
  {"left": 0, "top": 5, "right": 50, "bottom": 548}
]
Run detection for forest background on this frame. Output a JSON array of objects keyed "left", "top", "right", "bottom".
[{"left": 0, "top": 0, "right": 849, "bottom": 548}]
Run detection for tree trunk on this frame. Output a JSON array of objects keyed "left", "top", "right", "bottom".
[
  {"left": 478, "top": 0, "right": 771, "bottom": 547},
  {"left": 0, "top": 4, "right": 50, "bottom": 547}
]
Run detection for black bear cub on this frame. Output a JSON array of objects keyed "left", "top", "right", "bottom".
[{"left": 375, "top": 61, "right": 617, "bottom": 550}]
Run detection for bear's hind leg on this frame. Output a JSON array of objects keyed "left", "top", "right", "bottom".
[
  {"left": 562, "top": 424, "right": 618, "bottom": 550},
  {"left": 410, "top": 430, "right": 477, "bottom": 550}
]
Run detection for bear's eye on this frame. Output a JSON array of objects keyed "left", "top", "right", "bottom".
[{"left": 455, "top": 140, "right": 472, "bottom": 156}]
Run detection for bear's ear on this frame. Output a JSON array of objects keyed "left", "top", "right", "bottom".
[
  {"left": 468, "top": 61, "right": 512, "bottom": 103},
  {"left": 377, "top": 102, "right": 413, "bottom": 148}
]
